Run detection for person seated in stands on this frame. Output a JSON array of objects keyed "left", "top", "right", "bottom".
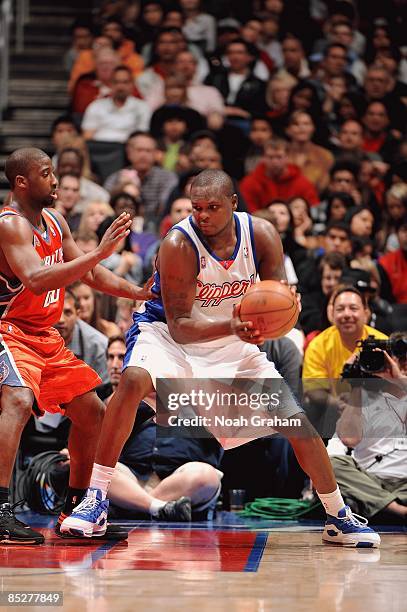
[
  {"left": 56, "top": 147, "right": 110, "bottom": 214},
  {"left": 51, "top": 115, "right": 80, "bottom": 159},
  {"left": 136, "top": 27, "right": 181, "bottom": 100},
  {"left": 311, "top": 160, "right": 378, "bottom": 234},
  {"left": 69, "top": 280, "right": 121, "bottom": 339},
  {"left": 286, "top": 110, "right": 334, "bottom": 194},
  {"left": 145, "top": 49, "right": 224, "bottom": 118},
  {"left": 54, "top": 290, "right": 109, "bottom": 383},
  {"left": 159, "top": 197, "right": 192, "bottom": 238},
  {"left": 344, "top": 206, "right": 375, "bottom": 241},
  {"left": 297, "top": 220, "right": 352, "bottom": 295},
  {"left": 69, "top": 21, "right": 144, "bottom": 93},
  {"left": 73, "top": 229, "right": 99, "bottom": 254},
  {"left": 205, "top": 38, "right": 268, "bottom": 130},
  {"left": 81, "top": 65, "right": 151, "bottom": 143},
  {"left": 335, "top": 120, "right": 365, "bottom": 162},
  {"left": 104, "top": 132, "right": 178, "bottom": 232},
  {"left": 54, "top": 173, "right": 82, "bottom": 232},
  {"left": 97, "top": 192, "right": 159, "bottom": 278},
  {"left": 331, "top": 338, "right": 407, "bottom": 521},
  {"left": 64, "top": 18, "right": 94, "bottom": 72},
  {"left": 302, "top": 286, "right": 388, "bottom": 435},
  {"left": 378, "top": 214, "right": 407, "bottom": 304},
  {"left": 376, "top": 184, "right": 407, "bottom": 253},
  {"left": 240, "top": 138, "right": 319, "bottom": 213},
  {"left": 300, "top": 252, "right": 347, "bottom": 337},
  {"left": 288, "top": 196, "right": 318, "bottom": 250},
  {"left": 71, "top": 47, "right": 120, "bottom": 116},
  {"left": 243, "top": 115, "right": 274, "bottom": 174},
  {"left": 361, "top": 101, "right": 401, "bottom": 165}
]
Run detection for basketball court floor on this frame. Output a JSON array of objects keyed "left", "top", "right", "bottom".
[{"left": 0, "top": 512, "right": 405, "bottom": 611}]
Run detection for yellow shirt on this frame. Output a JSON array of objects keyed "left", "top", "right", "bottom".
[{"left": 302, "top": 325, "right": 388, "bottom": 384}]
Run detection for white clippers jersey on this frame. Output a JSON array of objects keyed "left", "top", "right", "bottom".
[{"left": 171, "top": 212, "right": 258, "bottom": 347}]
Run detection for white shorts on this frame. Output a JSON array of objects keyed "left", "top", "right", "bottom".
[
  {"left": 125, "top": 321, "right": 302, "bottom": 449},
  {"left": 126, "top": 321, "right": 285, "bottom": 383}
]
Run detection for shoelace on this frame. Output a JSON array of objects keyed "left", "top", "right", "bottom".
[
  {"left": 74, "top": 495, "right": 101, "bottom": 515},
  {"left": 343, "top": 509, "right": 368, "bottom": 527}
]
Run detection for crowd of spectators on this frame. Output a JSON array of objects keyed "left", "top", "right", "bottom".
[{"left": 3, "top": 0, "right": 407, "bottom": 522}]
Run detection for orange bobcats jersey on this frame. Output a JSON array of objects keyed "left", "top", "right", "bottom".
[{"left": 0, "top": 207, "right": 65, "bottom": 332}]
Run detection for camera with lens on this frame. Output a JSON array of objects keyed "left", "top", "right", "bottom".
[{"left": 341, "top": 334, "right": 407, "bottom": 379}]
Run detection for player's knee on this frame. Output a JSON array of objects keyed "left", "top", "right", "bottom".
[
  {"left": 120, "top": 367, "right": 151, "bottom": 397},
  {"left": 2, "top": 388, "right": 33, "bottom": 421},
  {"left": 188, "top": 463, "right": 220, "bottom": 490}
]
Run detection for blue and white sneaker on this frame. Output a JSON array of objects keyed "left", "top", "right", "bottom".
[
  {"left": 59, "top": 488, "right": 108, "bottom": 538},
  {"left": 322, "top": 506, "right": 380, "bottom": 548}
]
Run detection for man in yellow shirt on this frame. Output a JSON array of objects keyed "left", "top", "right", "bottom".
[{"left": 303, "top": 286, "right": 387, "bottom": 432}]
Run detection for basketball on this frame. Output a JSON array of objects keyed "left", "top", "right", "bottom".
[{"left": 240, "top": 280, "right": 299, "bottom": 339}]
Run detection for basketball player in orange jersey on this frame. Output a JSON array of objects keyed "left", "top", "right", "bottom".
[
  {"left": 63, "top": 169, "right": 380, "bottom": 548},
  {"left": 0, "top": 147, "right": 152, "bottom": 545}
]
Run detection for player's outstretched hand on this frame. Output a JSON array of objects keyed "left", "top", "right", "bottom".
[
  {"left": 231, "top": 303, "right": 265, "bottom": 345},
  {"left": 97, "top": 213, "right": 132, "bottom": 260},
  {"left": 130, "top": 275, "right": 156, "bottom": 302}
]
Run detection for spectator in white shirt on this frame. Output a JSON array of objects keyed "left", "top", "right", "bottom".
[
  {"left": 145, "top": 50, "right": 224, "bottom": 119},
  {"left": 82, "top": 65, "right": 151, "bottom": 143}
]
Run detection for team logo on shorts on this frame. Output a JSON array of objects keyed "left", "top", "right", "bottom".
[
  {"left": 0, "top": 360, "right": 10, "bottom": 384},
  {"left": 201, "top": 256, "right": 206, "bottom": 269}
]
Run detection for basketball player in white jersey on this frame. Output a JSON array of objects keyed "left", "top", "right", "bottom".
[{"left": 62, "top": 169, "right": 380, "bottom": 547}]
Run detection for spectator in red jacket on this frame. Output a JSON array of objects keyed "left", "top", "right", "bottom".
[
  {"left": 378, "top": 214, "right": 407, "bottom": 304},
  {"left": 240, "top": 138, "right": 319, "bottom": 213}
]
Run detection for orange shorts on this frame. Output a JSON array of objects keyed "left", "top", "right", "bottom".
[{"left": 0, "top": 321, "right": 101, "bottom": 415}]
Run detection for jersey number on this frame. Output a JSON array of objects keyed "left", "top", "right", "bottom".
[{"left": 43, "top": 288, "right": 60, "bottom": 307}]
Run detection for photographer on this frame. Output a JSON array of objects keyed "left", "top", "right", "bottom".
[
  {"left": 331, "top": 335, "right": 407, "bottom": 521},
  {"left": 302, "top": 286, "right": 387, "bottom": 435}
]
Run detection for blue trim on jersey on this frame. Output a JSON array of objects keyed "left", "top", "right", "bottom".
[
  {"left": 170, "top": 226, "right": 200, "bottom": 274},
  {"left": 44, "top": 208, "right": 63, "bottom": 237},
  {"left": 189, "top": 213, "right": 241, "bottom": 265},
  {"left": 247, "top": 213, "right": 259, "bottom": 273},
  {"left": 0, "top": 211, "right": 18, "bottom": 220}
]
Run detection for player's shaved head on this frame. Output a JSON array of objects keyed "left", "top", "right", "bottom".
[
  {"left": 5, "top": 147, "right": 50, "bottom": 188},
  {"left": 190, "top": 169, "right": 234, "bottom": 198}
]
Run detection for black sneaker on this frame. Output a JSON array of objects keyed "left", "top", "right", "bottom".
[
  {"left": 157, "top": 497, "right": 192, "bottom": 522},
  {"left": 55, "top": 512, "right": 128, "bottom": 540},
  {"left": 0, "top": 503, "right": 44, "bottom": 545}
]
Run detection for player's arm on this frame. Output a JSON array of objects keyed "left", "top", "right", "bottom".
[
  {"left": 0, "top": 212, "right": 130, "bottom": 295},
  {"left": 160, "top": 231, "right": 260, "bottom": 344},
  {"left": 56, "top": 211, "right": 152, "bottom": 301},
  {"left": 251, "top": 215, "right": 301, "bottom": 315},
  {"left": 252, "top": 216, "right": 287, "bottom": 281}
]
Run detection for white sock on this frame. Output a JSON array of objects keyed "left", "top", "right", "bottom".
[
  {"left": 149, "top": 498, "right": 166, "bottom": 517},
  {"left": 89, "top": 463, "right": 115, "bottom": 500},
  {"left": 317, "top": 486, "right": 345, "bottom": 517}
]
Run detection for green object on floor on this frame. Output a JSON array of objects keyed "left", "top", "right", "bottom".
[{"left": 237, "top": 497, "right": 321, "bottom": 520}]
